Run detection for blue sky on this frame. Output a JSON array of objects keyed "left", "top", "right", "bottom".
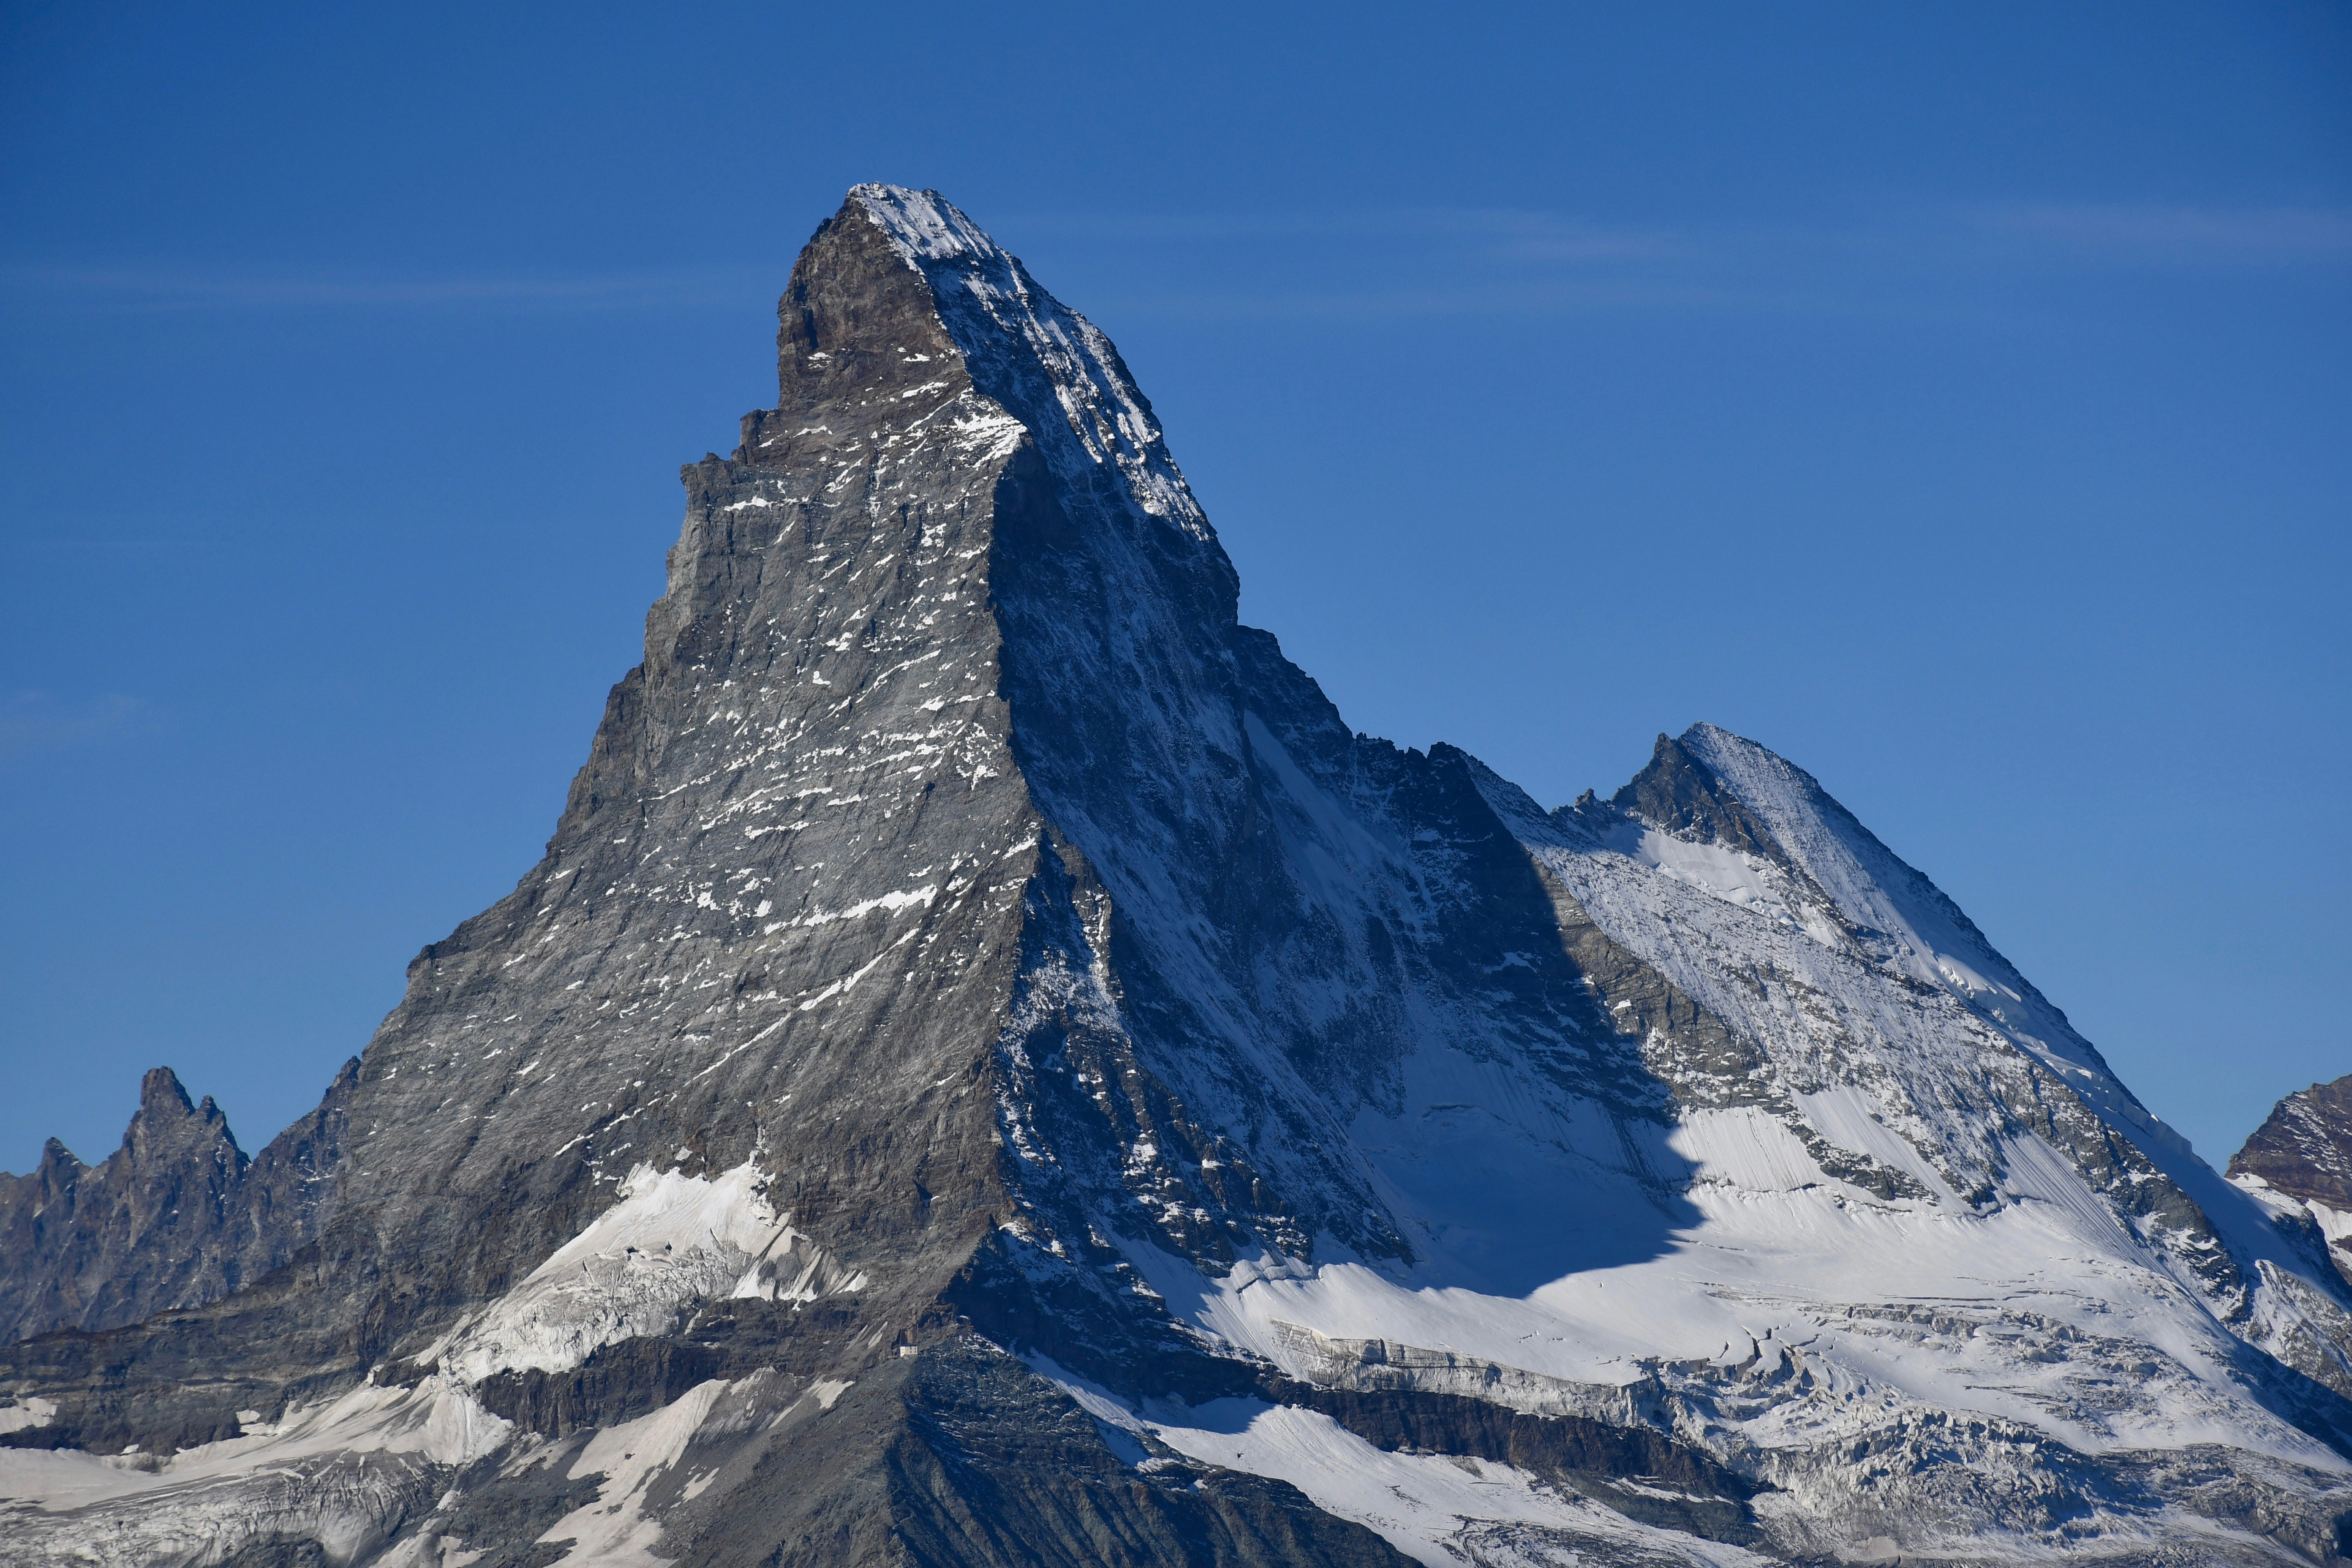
[{"left": 2, "top": 1, "right": 2346, "bottom": 1172}]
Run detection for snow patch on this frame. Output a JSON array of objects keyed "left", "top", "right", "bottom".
[
  {"left": 447, "top": 1161, "right": 790, "bottom": 1382},
  {"left": 539, "top": 1378, "right": 732, "bottom": 1567}
]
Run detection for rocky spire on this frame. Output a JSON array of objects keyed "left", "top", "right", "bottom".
[
  {"left": 0, "top": 1067, "right": 246, "bottom": 1341},
  {"left": 0, "top": 1059, "right": 359, "bottom": 1344}
]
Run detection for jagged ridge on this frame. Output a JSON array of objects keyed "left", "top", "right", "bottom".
[{"left": 0, "top": 1064, "right": 353, "bottom": 1343}]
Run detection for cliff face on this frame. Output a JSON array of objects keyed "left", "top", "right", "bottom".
[
  {"left": 0, "top": 1064, "right": 351, "bottom": 1343},
  {"left": 6, "top": 187, "right": 2352, "bottom": 1568},
  {"left": 2238, "top": 1077, "right": 2352, "bottom": 1211},
  {"left": 2235, "top": 1075, "right": 2352, "bottom": 1285}
]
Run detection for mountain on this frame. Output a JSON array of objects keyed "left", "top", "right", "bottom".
[
  {"left": 0, "top": 1065, "right": 354, "bottom": 1345},
  {"left": 2235, "top": 1075, "right": 2352, "bottom": 1287},
  {"left": 3, "top": 185, "right": 2351, "bottom": 1568}
]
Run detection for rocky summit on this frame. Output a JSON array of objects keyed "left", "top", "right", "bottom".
[
  {"left": 2233, "top": 1075, "right": 2352, "bottom": 1292},
  {"left": 4, "top": 186, "right": 2352, "bottom": 1568}
]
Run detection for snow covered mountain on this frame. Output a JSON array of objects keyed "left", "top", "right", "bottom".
[{"left": 5, "top": 185, "right": 2352, "bottom": 1568}]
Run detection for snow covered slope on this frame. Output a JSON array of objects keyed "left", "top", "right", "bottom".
[
  {"left": 6, "top": 187, "right": 2352, "bottom": 1568},
  {"left": 1114, "top": 726, "right": 2352, "bottom": 1563}
]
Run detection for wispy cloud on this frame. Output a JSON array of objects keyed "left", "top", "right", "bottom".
[
  {"left": 0, "top": 263, "right": 775, "bottom": 312},
  {"left": 1002, "top": 199, "right": 2352, "bottom": 324},
  {"left": 5, "top": 202, "right": 2340, "bottom": 327},
  {"left": 1083, "top": 276, "right": 1769, "bottom": 324},
  {"left": 1013, "top": 199, "right": 2352, "bottom": 261},
  {"left": 1966, "top": 203, "right": 2352, "bottom": 265},
  {"left": 0, "top": 692, "right": 148, "bottom": 764},
  {"left": 1005, "top": 206, "right": 1679, "bottom": 251},
  {"left": 5, "top": 534, "right": 220, "bottom": 555}
]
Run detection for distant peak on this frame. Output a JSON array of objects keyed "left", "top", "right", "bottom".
[
  {"left": 130, "top": 1066, "right": 241, "bottom": 1152},
  {"left": 1676, "top": 721, "right": 1805, "bottom": 786},
  {"left": 137, "top": 1066, "right": 193, "bottom": 1117},
  {"left": 1611, "top": 729, "right": 1784, "bottom": 860},
  {"left": 2232, "top": 1072, "right": 2352, "bottom": 1213}
]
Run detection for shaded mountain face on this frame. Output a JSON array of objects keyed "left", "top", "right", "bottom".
[
  {"left": 0, "top": 1065, "right": 351, "bottom": 1344},
  {"left": 5, "top": 187, "right": 2352, "bottom": 1568},
  {"left": 2235, "top": 1076, "right": 2352, "bottom": 1282}
]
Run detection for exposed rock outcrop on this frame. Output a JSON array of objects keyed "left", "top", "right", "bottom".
[
  {"left": 2238, "top": 1076, "right": 2352, "bottom": 1214},
  {"left": 0, "top": 1062, "right": 353, "bottom": 1343},
  {"left": 2235, "top": 1074, "right": 2352, "bottom": 1291}
]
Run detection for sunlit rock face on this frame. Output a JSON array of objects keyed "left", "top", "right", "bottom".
[
  {"left": 5, "top": 187, "right": 2352, "bottom": 1568},
  {"left": 2235, "top": 1075, "right": 2352, "bottom": 1288}
]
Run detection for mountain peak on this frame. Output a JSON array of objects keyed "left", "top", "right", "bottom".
[
  {"left": 847, "top": 182, "right": 1005, "bottom": 266},
  {"left": 135, "top": 1064, "right": 192, "bottom": 1117},
  {"left": 126, "top": 1064, "right": 238, "bottom": 1157},
  {"left": 1608, "top": 726, "right": 1784, "bottom": 858},
  {"left": 2235, "top": 1072, "right": 2352, "bottom": 1218},
  {"left": 847, "top": 183, "right": 1217, "bottom": 547},
  {"left": 8, "top": 188, "right": 2352, "bottom": 1568}
]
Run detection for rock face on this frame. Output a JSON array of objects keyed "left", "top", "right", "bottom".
[
  {"left": 5, "top": 185, "right": 2352, "bottom": 1566},
  {"left": 2235, "top": 1075, "right": 2352, "bottom": 1283},
  {"left": 0, "top": 1064, "right": 353, "bottom": 1344}
]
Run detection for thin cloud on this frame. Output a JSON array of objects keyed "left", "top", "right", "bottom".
[
  {"left": 0, "top": 692, "right": 148, "bottom": 764},
  {"left": 1010, "top": 199, "right": 2351, "bottom": 324},
  {"left": 1970, "top": 202, "right": 2352, "bottom": 264},
  {"left": 1004, "top": 205, "right": 1678, "bottom": 253},
  {"left": 1089, "top": 276, "right": 1778, "bottom": 323},
  {"left": 0, "top": 263, "right": 776, "bottom": 312},
  {"left": 6, "top": 534, "right": 220, "bottom": 554},
  {"left": 7, "top": 201, "right": 2336, "bottom": 328},
  {"left": 1012, "top": 199, "right": 2352, "bottom": 266}
]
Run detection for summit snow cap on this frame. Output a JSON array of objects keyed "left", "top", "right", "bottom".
[
  {"left": 847, "top": 182, "right": 1007, "bottom": 270},
  {"left": 845, "top": 183, "right": 1212, "bottom": 542}
]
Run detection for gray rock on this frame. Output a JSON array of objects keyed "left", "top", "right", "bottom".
[
  {"left": 6, "top": 185, "right": 2352, "bottom": 1568},
  {"left": 2235, "top": 1075, "right": 2352, "bottom": 1296},
  {"left": 2236, "top": 1075, "right": 2352, "bottom": 1217},
  {"left": 0, "top": 1063, "right": 352, "bottom": 1343}
]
